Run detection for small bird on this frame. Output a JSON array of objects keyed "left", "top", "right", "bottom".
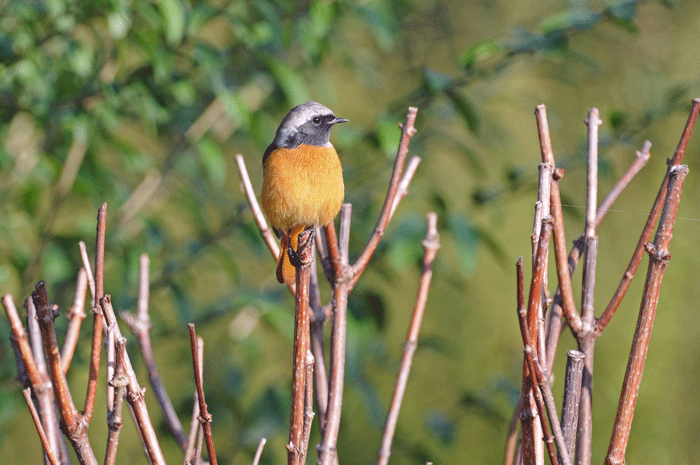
[{"left": 261, "top": 101, "right": 347, "bottom": 284}]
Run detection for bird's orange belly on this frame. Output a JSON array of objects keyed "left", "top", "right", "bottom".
[{"left": 261, "top": 144, "right": 344, "bottom": 232}]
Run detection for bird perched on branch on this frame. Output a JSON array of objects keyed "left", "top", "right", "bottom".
[{"left": 261, "top": 101, "right": 347, "bottom": 284}]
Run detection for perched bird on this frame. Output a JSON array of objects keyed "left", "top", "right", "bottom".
[{"left": 261, "top": 101, "right": 347, "bottom": 284}]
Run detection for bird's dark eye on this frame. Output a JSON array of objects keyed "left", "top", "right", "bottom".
[{"left": 312, "top": 116, "right": 322, "bottom": 125}]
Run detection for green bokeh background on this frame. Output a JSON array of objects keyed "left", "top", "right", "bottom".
[{"left": 1, "top": 0, "right": 700, "bottom": 463}]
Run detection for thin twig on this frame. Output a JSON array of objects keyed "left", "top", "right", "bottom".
[
  {"left": 83, "top": 203, "right": 108, "bottom": 425},
  {"left": 503, "top": 395, "right": 522, "bottom": 465},
  {"left": 61, "top": 267, "right": 88, "bottom": 373},
  {"left": 252, "top": 438, "right": 267, "bottom": 465},
  {"left": 388, "top": 156, "right": 422, "bottom": 219},
  {"left": 605, "top": 165, "right": 688, "bottom": 465},
  {"left": 595, "top": 141, "right": 651, "bottom": 228},
  {"left": 82, "top": 301, "right": 103, "bottom": 423},
  {"left": 78, "top": 241, "right": 96, "bottom": 307},
  {"left": 183, "top": 337, "right": 204, "bottom": 465},
  {"left": 105, "top": 338, "right": 128, "bottom": 465},
  {"left": 318, "top": 220, "right": 351, "bottom": 465},
  {"left": 575, "top": 108, "right": 602, "bottom": 465},
  {"left": 234, "top": 154, "right": 281, "bottom": 260},
  {"left": 377, "top": 212, "right": 439, "bottom": 465},
  {"left": 560, "top": 350, "right": 584, "bottom": 460},
  {"left": 32, "top": 281, "right": 98, "bottom": 465},
  {"left": 350, "top": 108, "right": 419, "bottom": 289},
  {"left": 12, "top": 295, "right": 67, "bottom": 462},
  {"left": 517, "top": 221, "right": 570, "bottom": 465},
  {"left": 95, "top": 203, "right": 107, "bottom": 302},
  {"left": 515, "top": 258, "right": 539, "bottom": 465},
  {"left": 535, "top": 106, "right": 582, "bottom": 339},
  {"left": 545, "top": 139, "right": 652, "bottom": 367},
  {"left": 302, "top": 350, "right": 316, "bottom": 462},
  {"left": 188, "top": 323, "right": 218, "bottom": 465},
  {"left": 102, "top": 295, "right": 167, "bottom": 465},
  {"left": 596, "top": 99, "right": 700, "bottom": 333},
  {"left": 121, "top": 254, "right": 188, "bottom": 449},
  {"left": 22, "top": 388, "right": 61, "bottom": 465},
  {"left": 287, "top": 228, "right": 314, "bottom": 465}
]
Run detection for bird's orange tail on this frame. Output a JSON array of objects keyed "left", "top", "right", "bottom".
[{"left": 275, "top": 225, "right": 305, "bottom": 284}]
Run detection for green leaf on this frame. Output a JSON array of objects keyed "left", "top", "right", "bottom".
[
  {"left": 461, "top": 39, "right": 505, "bottom": 70},
  {"left": 423, "top": 67, "right": 452, "bottom": 93},
  {"left": 355, "top": 1, "right": 397, "bottom": 51},
  {"left": 43, "top": 241, "right": 72, "bottom": 283},
  {"left": 425, "top": 410, "right": 455, "bottom": 444},
  {"left": 266, "top": 59, "right": 310, "bottom": 105},
  {"left": 448, "top": 214, "right": 480, "bottom": 274},
  {"left": 376, "top": 114, "right": 401, "bottom": 157},
  {"left": 445, "top": 89, "right": 479, "bottom": 134},
  {"left": 539, "top": 8, "right": 598, "bottom": 32},
  {"left": 158, "top": 0, "right": 185, "bottom": 45},
  {"left": 196, "top": 135, "right": 226, "bottom": 187},
  {"left": 609, "top": 1, "right": 637, "bottom": 22}
]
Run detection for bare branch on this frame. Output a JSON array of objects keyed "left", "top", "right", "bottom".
[
  {"left": 183, "top": 337, "right": 204, "bottom": 465},
  {"left": 122, "top": 254, "right": 188, "bottom": 449},
  {"left": 560, "top": 350, "right": 584, "bottom": 460},
  {"left": 252, "top": 438, "right": 267, "bottom": 465},
  {"left": 234, "top": 154, "right": 280, "bottom": 260},
  {"left": 22, "top": 388, "right": 60, "bottom": 465},
  {"left": 105, "top": 338, "right": 128, "bottom": 465},
  {"left": 605, "top": 165, "right": 689, "bottom": 465},
  {"left": 101, "top": 295, "right": 167, "bottom": 465},
  {"left": 189, "top": 323, "right": 218, "bottom": 465},
  {"left": 597, "top": 99, "right": 700, "bottom": 333},
  {"left": 351, "top": 108, "right": 419, "bottom": 289},
  {"left": 287, "top": 229, "right": 314, "bottom": 465},
  {"left": 535, "top": 106, "right": 582, "bottom": 339},
  {"left": 32, "top": 281, "right": 98, "bottom": 465},
  {"left": 61, "top": 267, "right": 88, "bottom": 373},
  {"left": 378, "top": 212, "right": 439, "bottom": 465},
  {"left": 78, "top": 241, "right": 96, "bottom": 307}
]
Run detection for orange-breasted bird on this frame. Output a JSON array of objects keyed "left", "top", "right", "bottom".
[{"left": 261, "top": 101, "right": 347, "bottom": 284}]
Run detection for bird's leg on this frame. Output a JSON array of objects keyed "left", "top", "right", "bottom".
[{"left": 288, "top": 227, "right": 315, "bottom": 268}]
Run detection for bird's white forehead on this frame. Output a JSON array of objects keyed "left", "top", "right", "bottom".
[{"left": 281, "top": 101, "right": 334, "bottom": 129}]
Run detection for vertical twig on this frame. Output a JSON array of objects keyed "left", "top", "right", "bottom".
[
  {"left": 32, "top": 281, "right": 98, "bottom": 465},
  {"left": 350, "top": 108, "right": 419, "bottom": 290},
  {"left": 188, "top": 324, "right": 218, "bottom": 465},
  {"left": 101, "top": 295, "right": 167, "bottom": 465},
  {"left": 288, "top": 228, "right": 314, "bottom": 465},
  {"left": 183, "top": 337, "right": 204, "bottom": 465},
  {"left": 545, "top": 140, "right": 652, "bottom": 368},
  {"left": 535, "top": 106, "right": 582, "bottom": 341},
  {"left": 22, "top": 388, "right": 61, "bottom": 465},
  {"left": 318, "top": 208, "right": 351, "bottom": 465},
  {"left": 560, "top": 350, "right": 584, "bottom": 460},
  {"left": 377, "top": 213, "right": 440, "bottom": 465},
  {"left": 61, "top": 267, "right": 88, "bottom": 373},
  {"left": 535, "top": 163, "right": 553, "bottom": 363},
  {"left": 252, "top": 438, "right": 267, "bottom": 465},
  {"left": 605, "top": 165, "right": 688, "bottom": 465},
  {"left": 3, "top": 294, "right": 64, "bottom": 461},
  {"left": 596, "top": 99, "right": 700, "bottom": 333},
  {"left": 83, "top": 203, "right": 108, "bottom": 425},
  {"left": 105, "top": 338, "right": 128, "bottom": 465},
  {"left": 302, "top": 350, "right": 316, "bottom": 460},
  {"left": 576, "top": 108, "right": 601, "bottom": 465},
  {"left": 121, "top": 254, "right": 188, "bottom": 449}
]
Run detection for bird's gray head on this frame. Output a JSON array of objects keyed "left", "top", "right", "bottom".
[{"left": 273, "top": 101, "right": 348, "bottom": 149}]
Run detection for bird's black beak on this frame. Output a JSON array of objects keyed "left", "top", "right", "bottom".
[{"left": 331, "top": 117, "right": 349, "bottom": 125}]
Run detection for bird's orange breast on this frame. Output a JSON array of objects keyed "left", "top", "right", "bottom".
[{"left": 261, "top": 144, "right": 344, "bottom": 233}]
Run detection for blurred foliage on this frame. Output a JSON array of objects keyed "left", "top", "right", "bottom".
[{"left": 2, "top": 0, "right": 700, "bottom": 464}]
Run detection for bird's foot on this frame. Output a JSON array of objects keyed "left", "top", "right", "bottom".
[{"left": 288, "top": 228, "right": 316, "bottom": 268}]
